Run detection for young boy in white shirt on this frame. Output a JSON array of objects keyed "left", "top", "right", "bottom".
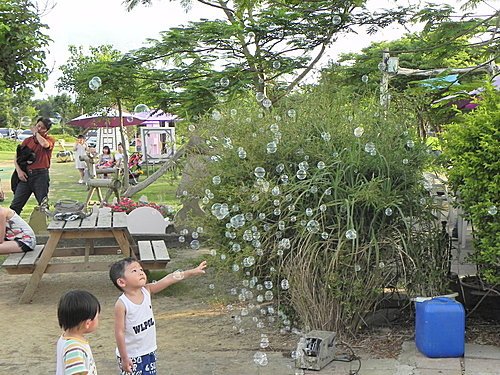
[{"left": 109, "top": 257, "right": 207, "bottom": 375}]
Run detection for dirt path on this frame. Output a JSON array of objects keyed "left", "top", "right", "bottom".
[{"left": 0, "top": 254, "right": 299, "bottom": 375}]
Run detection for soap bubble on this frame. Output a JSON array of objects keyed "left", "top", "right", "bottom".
[
  {"left": 385, "top": 208, "right": 393, "bottom": 216},
  {"left": 262, "top": 98, "right": 272, "bottom": 108},
  {"left": 317, "top": 161, "right": 326, "bottom": 170},
  {"left": 296, "top": 169, "right": 307, "bottom": 180},
  {"left": 212, "top": 110, "right": 222, "bottom": 121},
  {"left": 190, "top": 240, "right": 200, "bottom": 250},
  {"left": 267, "top": 141, "right": 277, "bottom": 153},
  {"left": 188, "top": 124, "right": 196, "bottom": 132},
  {"left": 253, "top": 351, "right": 268, "bottom": 366},
  {"left": 220, "top": 77, "right": 230, "bottom": 87},
  {"left": 354, "top": 127, "right": 364, "bottom": 137},
  {"left": 212, "top": 176, "right": 221, "bottom": 185},
  {"left": 238, "top": 149, "right": 247, "bottom": 159},
  {"left": 361, "top": 75, "right": 369, "bottom": 83},
  {"left": 11, "top": 107, "right": 19, "bottom": 114},
  {"left": 260, "top": 335, "right": 270, "bottom": 349},
  {"left": 364, "top": 142, "right": 376, "bottom": 153},
  {"left": 134, "top": 104, "right": 149, "bottom": 113},
  {"left": 378, "top": 62, "right": 386, "bottom": 71},
  {"left": 287, "top": 109, "right": 296, "bottom": 118},
  {"left": 272, "top": 61, "right": 281, "bottom": 69},
  {"left": 406, "top": 140, "right": 415, "bottom": 148},
  {"left": 20, "top": 116, "right": 31, "bottom": 127},
  {"left": 402, "top": 158, "right": 409, "bottom": 165},
  {"left": 52, "top": 113, "right": 62, "bottom": 124},
  {"left": 255, "top": 92, "right": 265, "bottom": 102},
  {"left": 321, "top": 132, "right": 331, "bottom": 142},
  {"left": 159, "top": 82, "right": 169, "bottom": 91},
  {"left": 306, "top": 220, "right": 320, "bottom": 233},
  {"left": 332, "top": 14, "right": 342, "bottom": 25},
  {"left": 488, "top": 205, "right": 497, "bottom": 215},
  {"left": 254, "top": 167, "right": 266, "bottom": 178},
  {"left": 345, "top": 229, "right": 357, "bottom": 240},
  {"left": 230, "top": 214, "right": 245, "bottom": 228},
  {"left": 281, "top": 279, "right": 290, "bottom": 290},
  {"left": 88, "top": 76, "right": 102, "bottom": 91},
  {"left": 247, "top": 31, "right": 255, "bottom": 39},
  {"left": 172, "top": 269, "right": 184, "bottom": 280}
]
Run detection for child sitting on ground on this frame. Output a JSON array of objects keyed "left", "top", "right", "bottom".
[
  {"left": 109, "top": 258, "right": 207, "bottom": 375},
  {"left": 56, "top": 290, "right": 100, "bottom": 375}
]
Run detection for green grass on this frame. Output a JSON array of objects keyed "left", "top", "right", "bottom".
[{"left": 0, "top": 149, "right": 182, "bottom": 220}]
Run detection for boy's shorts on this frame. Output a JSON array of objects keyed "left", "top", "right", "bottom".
[{"left": 118, "top": 351, "right": 157, "bottom": 375}]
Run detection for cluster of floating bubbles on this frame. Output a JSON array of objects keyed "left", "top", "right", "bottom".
[{"left": 187, "top": 105, "right": 430, "bottom": 371}]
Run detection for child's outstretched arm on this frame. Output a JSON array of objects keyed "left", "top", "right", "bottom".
[{"left": 147, "top": 260, "right": 207, "bottom": 295}]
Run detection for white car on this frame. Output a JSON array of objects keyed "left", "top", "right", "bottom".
[
  {"left": 86, "top": 136, "right": 97, "bottom": 148},
  {"left": 17, "top": 129, "right": 33, "bottom": 141}
]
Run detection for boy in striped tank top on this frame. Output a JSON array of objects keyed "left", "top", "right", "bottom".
[{"left": 56, "top": 290, "right": 100, "bottom": 375}]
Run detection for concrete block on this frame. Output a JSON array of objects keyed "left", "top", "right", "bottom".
[
  {"left": 465, "top": 344, "right": 500, "bottom": 360},
  {"left": 464, "top": 358, "right": 500, "bottom": 375}
]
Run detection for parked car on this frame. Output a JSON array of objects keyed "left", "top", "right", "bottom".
[
  {"left": 0, "top": 128, "right": 17, "bottom": 139},
  {"left": 86, "top": 136, "right": 97, "bottom": 148},
  {"left": 17, "top": 129, "right": 33, "bottom": 141}
]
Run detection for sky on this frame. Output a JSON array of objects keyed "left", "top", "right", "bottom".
[{"left": 34, "top": 0, "right": 491, "bottom": 99}]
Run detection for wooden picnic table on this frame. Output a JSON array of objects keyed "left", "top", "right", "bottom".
[{"left": 16, "top": 207, "right": 135, "bottom": 303}]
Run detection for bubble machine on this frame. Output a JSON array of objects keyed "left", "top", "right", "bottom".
[
  {"left": 295, "top": 330, "right": 336, "bottom": 371},
  {"left": 415, "top": 297, "right": 465, "bottom": 358}
]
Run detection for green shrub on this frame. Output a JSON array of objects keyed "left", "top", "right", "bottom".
[
  {"left": 442, "top": 86, "right": 500, "bottom": 285},
  {"left": 185, "top": 87, "right": 449, "bottom": 336}
]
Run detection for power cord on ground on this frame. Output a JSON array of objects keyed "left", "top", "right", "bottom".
[{"left": 332, "top": 341, "right": 362, "bottom": 375}]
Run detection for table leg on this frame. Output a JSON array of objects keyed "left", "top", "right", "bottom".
[
  {"left": 19, "top": 231, "right": 62, "bottom": 304},
  {"left": 112, "top": 230, "right": 132, "bottom": 257}
]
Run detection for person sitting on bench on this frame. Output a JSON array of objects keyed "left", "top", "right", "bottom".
[{"left": 0, "top": 206, "right": 36, "bottom": 254}]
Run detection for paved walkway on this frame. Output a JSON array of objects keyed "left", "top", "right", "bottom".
[{"left": 311, "top": 342, "right": 500, "bottom": 375}]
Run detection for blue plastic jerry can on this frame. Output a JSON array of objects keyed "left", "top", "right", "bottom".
[{"left": 415, "top": 297, "right": 465, "bottom": 358}]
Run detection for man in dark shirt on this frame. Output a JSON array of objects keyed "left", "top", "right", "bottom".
[{"left": 10, "top": 117, "right": 55, "bottom": 215}]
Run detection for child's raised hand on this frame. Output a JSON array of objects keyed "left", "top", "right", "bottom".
[{"left": 193, "top": 260, "right": 207, "bottom": 275}]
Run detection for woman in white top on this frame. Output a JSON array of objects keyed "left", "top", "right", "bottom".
[
  {"left": 73, "top": 134, "right": 88, "bottom": 184},
  {"left": 0, "top": 206, "right": 36, "bottom": 254}
]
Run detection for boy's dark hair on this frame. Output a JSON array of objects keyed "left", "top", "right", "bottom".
[
  {"left": 36, "top": 117, "right": 52, "bottom": 131},
  {"left": 57, "top": 290, "right": 100, "bottom": 330},
  {"left": 109, "top": 257, "right": 140, "bottom": 291},
  {"left": 77, "top": 134, "right": 85, "bottom": 139}
]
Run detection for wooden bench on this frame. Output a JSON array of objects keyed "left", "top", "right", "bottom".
[
  {"left": 2, "top": 245, "right": 45, "bottom": 275},
  {"left": 137, "top": 240, "right": 170, "bottom": 269}
]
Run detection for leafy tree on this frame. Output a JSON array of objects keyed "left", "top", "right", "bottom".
[
  {"left": 58, "top": 45, "right": 154, "bottom": 189},
  {"left": 0, "top": 0, "right": 51, "bottom": 92},
  {"left": 320, "top": 2, "right": 498, "bottom": 135},
  {"left": 123, "top": 0, "right": 415, "bottom": 116},
  {"left": 442, "top": 86, "right": 500, "bottom": 285},
  {"left": 33, "top": 94, "right": 80, "bottom": 134}
]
